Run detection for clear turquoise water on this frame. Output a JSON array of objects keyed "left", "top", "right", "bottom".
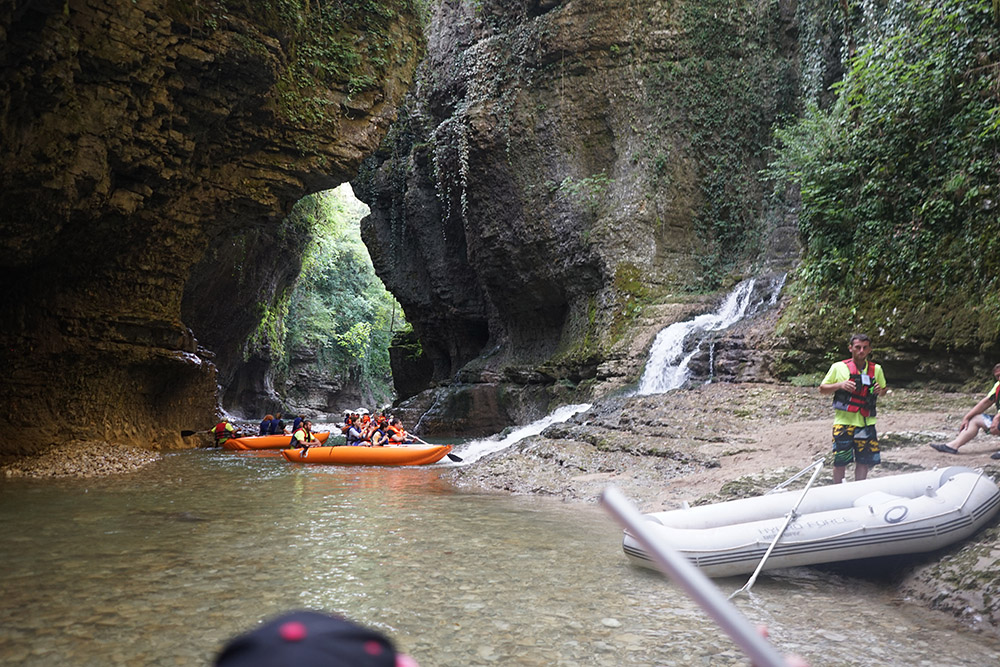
[{"left": 1, "top": 449, "right": 998, "bottom": 666}]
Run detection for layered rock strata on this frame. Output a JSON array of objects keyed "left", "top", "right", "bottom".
[
  {"left": 0, "top": 1, "right": 423, "bottom": 453},
  {"left": 357, "top": 0, "right": 805, "bottom": 434}
]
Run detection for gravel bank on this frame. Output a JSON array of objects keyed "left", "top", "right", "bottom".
[{"left": 1, "top": 440, "right": 162, "bottom": 478}]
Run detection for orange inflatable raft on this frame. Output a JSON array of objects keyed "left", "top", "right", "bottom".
[
  {"left": 281, "top": 443, "right": 453, "bottom": 466},
  {"left": 223, "top": 431, "right": 330, "bottom": 451}
]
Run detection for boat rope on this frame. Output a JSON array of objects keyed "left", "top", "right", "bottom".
[
  {"left": 957, "top": 469, "right": 989, "bottom": 511},
  {"left": 766, "top": 458, "right": 825, "bottom": 495}
]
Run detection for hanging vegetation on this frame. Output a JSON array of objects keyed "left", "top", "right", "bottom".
[{"left": 770, "top": 0, "right": 1000, "bottom": 352}]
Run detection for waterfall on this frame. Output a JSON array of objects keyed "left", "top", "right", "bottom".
[
  {"left": 412, "top": 391, "right": 446, "bottom": 434},
  {"left": 707, "top": 340, "right": 716, "bottom": 383},
  {"left": 446, "top": 403, "right": 592, "bottom": 466},
  {"left": 431, "top": 274, "right": 782, "bottom": 464},
  {"left": 636, "top": 275, "right": 785, "bottom": 395}
]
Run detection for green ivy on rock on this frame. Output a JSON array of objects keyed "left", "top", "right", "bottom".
[{"left": 770, "top": 0, "right": 1000, "bottom": 352}]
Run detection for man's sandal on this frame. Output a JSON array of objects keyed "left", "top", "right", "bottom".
[{"left": 930, "top": 443, "right": 959, "bottom": 454}]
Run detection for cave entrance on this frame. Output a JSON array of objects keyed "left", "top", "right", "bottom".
[{"left": 226, "top": 183, "right": 406, "bottom": 421}]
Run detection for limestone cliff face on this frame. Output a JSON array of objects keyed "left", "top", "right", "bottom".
[
  {"left": 0, "top": 1, "right": 423, "bottom": 453},
  {"left": 356, "top": 0, "right": 805, "bottom": 434}
]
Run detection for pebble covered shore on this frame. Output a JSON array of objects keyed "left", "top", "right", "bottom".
[{"left": 1, "top": 440, "right": 162, "bottom": 479}]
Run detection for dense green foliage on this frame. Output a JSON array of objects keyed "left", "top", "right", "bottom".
[
  {"left": 279, "top": 186, "right": 403, "bottom": 402},
  {"left": 771, "top": 0, "right": 1000, "bottom": 351}
]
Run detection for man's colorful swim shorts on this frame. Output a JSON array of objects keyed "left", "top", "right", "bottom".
[{"left": 831, "top": 424, "right": 880, "bottom": 466}]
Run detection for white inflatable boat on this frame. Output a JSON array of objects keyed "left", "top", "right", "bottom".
[{"left": 622, "top": 466, "right": 1000, "bottom": 578}]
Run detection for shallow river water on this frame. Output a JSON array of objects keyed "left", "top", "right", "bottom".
[{"left": 2, "top": 449, "right": 998, "bottom": 666}]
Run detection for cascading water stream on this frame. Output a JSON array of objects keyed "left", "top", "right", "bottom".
[
  {"left": 707, "top": 340, "right": 716, "bottom": 383},
  {"left": 446, "top": 402, "right": 592, "bottom": 466},
  {"left": 636, "top": 275, "right": 785, "bottom": 395},
  {"left": 411, "top": 391, "right": 446, "bottom": 434},
  {"left": 419, "top": 276, "right": 780, "bottom": 461},
  {"left": 428, "top": 276, "right": 783, "bottom": 460}
]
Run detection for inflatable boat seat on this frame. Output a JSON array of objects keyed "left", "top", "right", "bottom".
[{"left": 853, "top": 491, "right": 906, "bottom": 508}]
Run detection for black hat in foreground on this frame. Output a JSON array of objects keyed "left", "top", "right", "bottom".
[{"left": 215, "top": 610, "right": 411, "bottom": 667}]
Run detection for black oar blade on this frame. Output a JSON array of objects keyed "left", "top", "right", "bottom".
[
  {"left": 181, "top": 430, "right": 198, "bottom": 437},
  {"left": 447, "top": 452, "right": 463, "bottom": 462}
]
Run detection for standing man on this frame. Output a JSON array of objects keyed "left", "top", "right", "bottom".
[{"left": 819, "top": 333, "right": 888, "bottom": 483}]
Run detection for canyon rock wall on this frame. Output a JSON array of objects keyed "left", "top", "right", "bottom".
[
  {"left": 0, "top": 0, "right": 423, "bottom": 453},
  {"left": 356, "top": 0, "right": 806, "bottom": 434},
  {"left": 4, "top": 0, "right": 991, "bottom": 450}
]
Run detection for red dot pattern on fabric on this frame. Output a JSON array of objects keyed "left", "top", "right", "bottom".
[
  {"left": 279, "top": 621, "right": 308, "bottom": 642},
  {"left": 364, "top": 640, "right": 384, "bottom": 656}
]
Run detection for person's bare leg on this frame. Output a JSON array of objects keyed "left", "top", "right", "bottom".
[
  {"left": 948, "top": 417, "right": 988, "bottom": 451},
  {"left": 855, "top": 463, "right": 870, "bottom": 481},
  {"left": 833, "top": 465, "right": 846, "bottom": 484}
]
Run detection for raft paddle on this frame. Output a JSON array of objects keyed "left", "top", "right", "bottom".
[
  {"left": 411, "top": 434, "right": 463, "bottom": 462},
  {"left": 729, "top": 458, "right": 824, "bottom": 599},
  {"left": 600, "top": 486, "right": 787, "bottom": 667},
  {"left": 182, "top": 428, "right": 242, "bottom": 439}
]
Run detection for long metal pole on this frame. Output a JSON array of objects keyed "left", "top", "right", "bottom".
[{"left": 600, "top": 486, "right": 787, "bottom": 667}]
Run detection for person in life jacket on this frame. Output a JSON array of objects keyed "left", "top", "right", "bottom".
[
  {"left": 819, "top": 333, "right": 888, "bottom": 483},
  {"left": 385, "top": 418, "right": 411, "bottom": 444},
  {"left": 930, "top": 362, "right": 1000, "bottom": 459},
  {"left": 259, "top": 414, "right": 274, "bottom": 436},
  {"left": 342, "top": 412, "right": 364, "bottom": 446},
  {"left": 214, "top": 421, "right": 236, "bottom": 447},
  {"left": 339, "top": 412, "right": 352, "bottom": 436},
  {"left": 368, "top": 418, "right": 389, "bottom": 447},
  {"left": 289, "top": 420, "right": 321, "bottom": 457}
]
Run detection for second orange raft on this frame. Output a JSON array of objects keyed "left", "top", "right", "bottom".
[
  {"left": 281, "top": 443, "right": 453, "bottom": 466},
  {"left": 223, "top": 431, "right": 331, "bottom": 450}
]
